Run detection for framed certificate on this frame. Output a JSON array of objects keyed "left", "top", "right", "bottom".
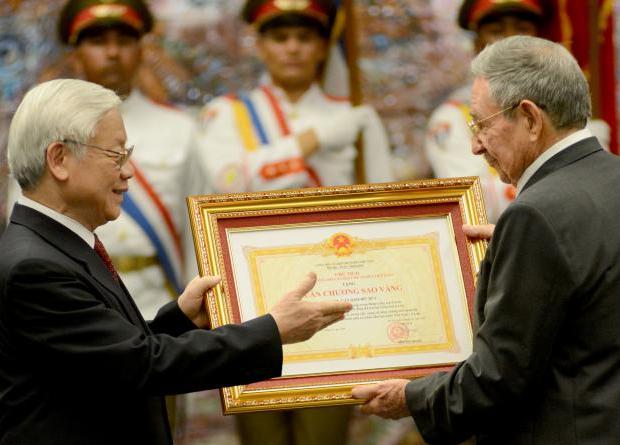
[{"left": 187, "top": 178, "right": 487, "bottom": 414}]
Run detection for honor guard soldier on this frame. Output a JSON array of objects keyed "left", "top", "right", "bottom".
[
  {"left": 425, "top": 0, "right": 548, "bottom": 223},
  {"left": 196, "top": 1, "right": 394, "bottom": 444},
  {"left": 197, "top": 0, "right": 394, "bottom": 196},
  {"left": 23, "top": 0, "right": 205, "bottom": 320},
  {"left": 424, "top": 0, "right": 610, "bottom": 223}
]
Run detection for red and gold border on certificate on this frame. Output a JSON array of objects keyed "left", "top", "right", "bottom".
[{"left": 187, "top": 178, "right": 487, "bottom": 412}]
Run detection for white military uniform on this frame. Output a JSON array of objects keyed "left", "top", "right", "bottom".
[
  {"left": 425, "top": 84, "right": 610, "bottom": 223},
  {"left": 7, "top": 90, "right": 204, "bottom": 320},
  {"left": 97, "top": 90, "right": 203, "bottom": 319},
  {"left": 197, "top": 81, "right": 394, "bottom": 193}
]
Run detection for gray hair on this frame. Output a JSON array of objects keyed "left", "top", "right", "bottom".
[
  {"left": 471, "top": 35, "right": 591, "bottom": 130},
  {"left": 7, "top": 78, "right": 121, "bottom": 190}
]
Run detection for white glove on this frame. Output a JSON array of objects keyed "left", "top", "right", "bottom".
[{"left": 315, "top": 105, "right": 371, "bottom": 152}]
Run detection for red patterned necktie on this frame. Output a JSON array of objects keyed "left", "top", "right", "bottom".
[{"left": 94, "top": 235, "right": 119, "bottom": 282}]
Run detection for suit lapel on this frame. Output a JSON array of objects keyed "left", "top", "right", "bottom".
[
  {"left": 11, "top": 204, "right": 120, "bottom": 294},
  {"left": 521, "top": 136, "right": 603, "bottom": 193},
  {"left": 10, "top": 204, "right": 148, "bottom": 328}
]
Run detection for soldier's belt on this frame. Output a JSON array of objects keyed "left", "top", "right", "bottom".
[{"left": 111, "top": 255, "right": 159, "bottom": 273}]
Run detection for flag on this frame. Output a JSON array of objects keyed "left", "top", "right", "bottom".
[{"left": 542, "top": 0, "right": 617, "bottom": 154}]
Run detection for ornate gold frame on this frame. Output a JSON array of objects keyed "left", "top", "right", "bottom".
[{"left": 187, "top": 178, "right": 487, "bottom": 413}]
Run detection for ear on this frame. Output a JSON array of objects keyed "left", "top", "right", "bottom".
[
  {"left": 473, "top": 34, "right": 486, "bottom": 54},
  {"left": 518, "top": 100, "right": 544, "bottom": 140},
  {"left": 46, "top": 141, "right": 71, "bottom": 182},
  {"left": 317, "top": 38, "right": 328, "bottom": 63},
  {"left": 136, "top": 39, "right": 144, "bottom": 61},
  {"left": 255, "top": 35, "right": 266, "bottom": 62},
  {"left": 68, "top": 51, "right": 85, "bottom": 78}
]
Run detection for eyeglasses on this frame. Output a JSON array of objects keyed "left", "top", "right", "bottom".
[
  {"left": 62, "top": 139, "right": 133, "bottom": 169},
  {"left": 467, "top": 104, "right": 517, "bottom": 135}
]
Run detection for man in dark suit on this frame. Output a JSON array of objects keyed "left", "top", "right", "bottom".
[
  {"left": 352, "top": 35, "right": 620, "bottom": 444},
  {"left": 0, "top": 78, "right": 351, "bottom": 445}
]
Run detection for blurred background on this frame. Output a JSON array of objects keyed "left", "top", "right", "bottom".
[
  {"left": 0, "top": 0, "right": 475, "bottom": 235},
  {"left": 1, "top": 1, "right": 618, "bottom": 234},
  {"left": 0, "top": 1, "right": 618, "bottom": 444}
]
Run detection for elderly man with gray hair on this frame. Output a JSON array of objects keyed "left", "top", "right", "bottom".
[
  {"left": 352, "top": 35, "right": 620, "bottom": 444},
  {"left": 0, "top": 78, "right": 351, "bottom": 445}
]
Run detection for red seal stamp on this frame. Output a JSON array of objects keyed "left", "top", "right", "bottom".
[{"left": 387, "top": 322, "right": 409, "bottom": 343}]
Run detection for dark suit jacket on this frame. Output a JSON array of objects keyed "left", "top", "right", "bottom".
[
  {"left": 406, "top": 137, "right": 620, "bottom": 444},
  {"left": 0, "top": 204, "right": 282, "bottom": 445}
]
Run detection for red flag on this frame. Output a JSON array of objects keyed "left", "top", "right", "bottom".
[{"left": 542, "top": 0, "right": 617, "bottom": 154}]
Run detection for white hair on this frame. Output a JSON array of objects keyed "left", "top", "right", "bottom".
[
  {"left": 7, "top": 78, "right": 121, "bottom": 190},
  {"left": 471, "top": 35, "right": 591, "bottom": 130}
]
